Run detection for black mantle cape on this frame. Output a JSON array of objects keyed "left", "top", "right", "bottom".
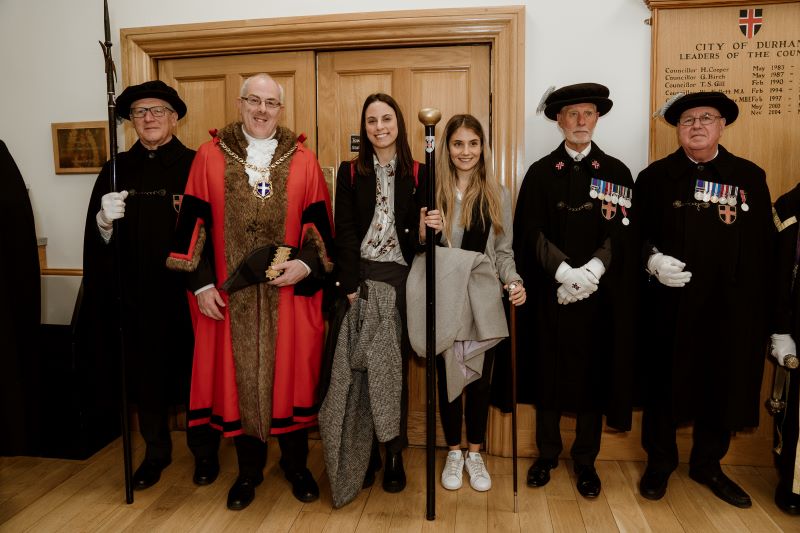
[
  {"left": 511, "top": 141, "right": 639, "bottom": 431},
  {"left": 79, "top": 137, "right": 195, "bottom": 412}
]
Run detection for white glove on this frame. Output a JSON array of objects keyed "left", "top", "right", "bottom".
[
  {"left": 97, "top": 190, "right": 129, "bottom": 230},
  {"left": 555, "top": 261, "right": 598, "bottom": 299},
  {"left": 647, "top": 252, "right": 692, "bottom": 287},
  {"left": 771, "top": 333, "right": 797, "bottom": 367},
  {"left": 556, "top": 284, "right": 577, "bottom": 305},
  {"left": 582, "top": 257, "right": 606, "bottom": 282}
]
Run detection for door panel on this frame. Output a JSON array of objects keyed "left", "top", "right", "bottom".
[
  {"left": 157, "top": 51, "right": 316, "bottom": 151},
  {"left": 318, "top": 45, "right": 491, "bottom": 446}
]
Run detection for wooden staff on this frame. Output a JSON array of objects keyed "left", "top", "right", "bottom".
[
  {"left": 418, "top": 108, "right": 441, "bottom": 521},
  {"left": 510, "top": 301, "right": 519, "bottom": 513},
  {"left": 99, "top": 0, "right": 133, "bottom": 504}
]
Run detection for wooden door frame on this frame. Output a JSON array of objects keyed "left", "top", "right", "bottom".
[{"left": 120, "top": 6, "right": 525, "bottom": 191}]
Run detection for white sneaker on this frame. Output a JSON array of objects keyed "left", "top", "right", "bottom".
[
  {"left": 441, "top": 450, "right": 464, "bottom": 490},
  {"left": 465, "top": 452, "right": 492, "bottom": 492}
]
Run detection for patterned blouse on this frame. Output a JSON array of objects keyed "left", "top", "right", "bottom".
[{"left": 360, "top": 155, "right": 406, "bottom": 265}]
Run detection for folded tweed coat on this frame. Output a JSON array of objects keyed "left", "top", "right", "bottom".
[{"left": 319, "top": 280, "right": 402, "bottom": 508}]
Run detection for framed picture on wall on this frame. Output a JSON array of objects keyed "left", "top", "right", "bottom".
[{"left": 51, "top": 121, "right": 109, "bottom": 174}]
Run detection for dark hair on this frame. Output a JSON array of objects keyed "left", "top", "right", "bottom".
[{"left": 356, "top": 93, "right": 414, "bottom": 177}]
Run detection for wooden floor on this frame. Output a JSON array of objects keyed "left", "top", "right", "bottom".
[{"left": 1, "top": 432, "right": 798, "bottom": 532}]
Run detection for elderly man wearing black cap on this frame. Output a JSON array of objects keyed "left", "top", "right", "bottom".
[
  {"left": 82, "top": 80, "right": 220, "bottom": 490},
  {"left": 513, "top": 83, "right": 637, "bottom": 499},
  {"left": 636, "top": 91, "right": 773, "bottom": 508}
]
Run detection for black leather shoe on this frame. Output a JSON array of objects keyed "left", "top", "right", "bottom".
[
  {"left": 227, "top": 476, "right": 262, "bottom": 510},
  {"left": 575, "top": 464, "right": 601, "bottom": 498},
  {"left": 775, "top": 486, "right": 800, "bottom": 515},
  {"left": 284, "top": 468, "right": 320, "bottom": 503},
  {"left": 689, "top": 469, "right": 751, "bottom": 508},
  {"left": 383, "top": 451, "right": 406, "bottom": 493},
  {"left": 132, "top": 459, "right": 170, "bottom": 491},
  {"left": 193, "top": 457, "right": 220, "bottom": 486},
  {"left": 527, "top": 458, "right": 557, "bottom": 488},
  {"left": 639, "top": 467, "right": 670, "bottom": 500}
]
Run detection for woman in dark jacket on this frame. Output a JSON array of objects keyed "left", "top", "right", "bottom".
[{"left": 333, "top": 93, "right": 426, "bottom": 493}]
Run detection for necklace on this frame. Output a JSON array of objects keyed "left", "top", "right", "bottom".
[{"left": 218, "top": 139, "right": 297, "bottom": 200}]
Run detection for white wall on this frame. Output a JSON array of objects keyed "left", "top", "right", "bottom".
[{"left": 0, "top": 0, "right": 651, "bottom": 273}]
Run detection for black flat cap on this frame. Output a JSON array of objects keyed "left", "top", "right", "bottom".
[
  {"left": 544, "top": 83, "right": 613, "bottom": 120},
  {"left": 115, "top": 80, "right": 187, "bottom": 120},
  {"left": 663, "top": 91, "right": 738, "bottom": 126}
]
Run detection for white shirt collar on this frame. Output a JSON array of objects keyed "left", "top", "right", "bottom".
[{"left": 564, "top": 144, "right": 591, "bottom": 161}]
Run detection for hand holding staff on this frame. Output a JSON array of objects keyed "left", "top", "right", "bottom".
[{"left": 418, "top": 107, "right": 441, "bottom": 521}]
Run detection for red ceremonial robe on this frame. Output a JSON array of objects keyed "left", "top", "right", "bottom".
[{"left": 168, "top": 124, "right": 333, "bottom": 440}]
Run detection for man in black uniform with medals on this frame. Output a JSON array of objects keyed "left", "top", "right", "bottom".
[
  {"left": 514, "top": 83, "right": 637, "bottom": 499},
  {"left": 82, "top": 80, "right": 219, "bottom": 490},
  {"left": 637, "top": 92, "right": 772, "bottom": 508},
  {"left": 770, "top": 185, "right": 800, "bottom": 514}
]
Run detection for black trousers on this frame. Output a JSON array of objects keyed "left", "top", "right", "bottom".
[
  {"left": 138, "top": 406, "right": 220, "bottom": 463},
  {"left": 642, "top": 405, "right": 732, "bottom": 476},
  {"left": 436, "top": 349, "right": 495, "bottom": 447},
  {"left": 360, "top": 259, "right": 410, "bottom": 454},
  {"left": 233, "top": 428, "right": 310, "bottom": 479},
  {"left": 535, "top": 409, "right": 602, "bottom": 467}
]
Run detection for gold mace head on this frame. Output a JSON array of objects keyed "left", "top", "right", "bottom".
[{"left": 418, "top": 108, "right": 442, "bottom": 126}]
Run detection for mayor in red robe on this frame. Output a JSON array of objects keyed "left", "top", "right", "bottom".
[{"left": 167, "top": 74, "right": 333, "bottom": 510}]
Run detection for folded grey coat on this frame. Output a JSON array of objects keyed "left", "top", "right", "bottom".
[{"left": 406, "top": 247, "right": 508, "bottom": 402}]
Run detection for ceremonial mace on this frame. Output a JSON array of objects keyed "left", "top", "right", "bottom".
[
  {"left": 99, "top": 0, "right": 134, "bottom": 504},
  {"left": 419, "top": 108, "right": 441, "bottom": 521}
]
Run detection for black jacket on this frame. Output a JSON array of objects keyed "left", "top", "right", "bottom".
[{"left": 333, "top": 160, "right": 427, "bottom": 295}]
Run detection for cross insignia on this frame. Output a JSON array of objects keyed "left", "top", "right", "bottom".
[
  {"left": 555, "top": 161, "right": 565, "bottom": 170},
  {"left": 254, "top": 180, "right": 273, "bottom": 199},
  {"left": 591, "top": 160, "right": 600, "bottom": 169},
  {"left": 572, "top": 283, "right": 580, "bottom": 291}
]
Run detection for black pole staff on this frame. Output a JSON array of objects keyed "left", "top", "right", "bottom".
[
  {"left": 418, "top": 108, "right": 441, "bottom": 521},
  {"left": 99, "top": 0, "right": 133, "bottom": 504},
  {"left": 510, "top": 302, "right": 519, "bottom": 513}
]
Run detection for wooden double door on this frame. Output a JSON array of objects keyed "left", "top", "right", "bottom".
[{"left": 159, "top": 45, "right": 491, "bottom": 447}]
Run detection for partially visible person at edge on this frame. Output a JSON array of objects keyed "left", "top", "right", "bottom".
[
  {"left": 636, "top": 91, "right": 772, "bottom": 509},
  {"left": 329, "top": 93, "right": 428, "bottom": 493},
  {"left": 82, "top": 80, "right": 220, "bottom": 490},
  {"left": 513, "top": 83, "right": 638, "bottom": 500},
  {"left": 166, "top": 73, "right": 334, "bottom": 511},
  {"left": 764, "top": 185, "right": 800, "bottom": 515},
  {"left": 420, "top": 114, "right": 526, "bottom": 493}
]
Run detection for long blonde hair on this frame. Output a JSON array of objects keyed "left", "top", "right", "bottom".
[{"left": 435, "top": 114, "right": 503, "bottom": 244}]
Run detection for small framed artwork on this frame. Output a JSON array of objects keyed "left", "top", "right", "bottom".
[{"left": 51, "top": 121, "right": 110, "bottom": 174}]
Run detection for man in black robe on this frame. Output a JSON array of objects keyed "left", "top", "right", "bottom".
[
  {"left": 0, "top": 140, "right": 41, "bottom": 456},
  {"left": 82, "top": 80, "right": 219, "bottom": 490},
  {"left": 513, "top": 83, "right": 637, "bottom": 499},
  {"left": 637, "top": 92, "right": 772, "bottom": 508},
  {"left": 769, "top": 185, "right": 800, "bottom": 514}
]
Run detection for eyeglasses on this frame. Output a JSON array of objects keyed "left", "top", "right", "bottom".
[
  {"left": 241, "top": 95, "right": 282, "bottom": 109},
  {"left": 678, "top": 113, "right": 721, "bottom": 127},
  {"left": 129, "top": 106, "right": 174, "bottom": 119}
]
